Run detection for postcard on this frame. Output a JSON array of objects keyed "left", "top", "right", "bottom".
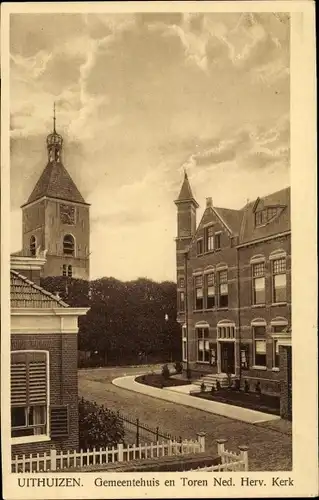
[{"left": 1, "top": 1, "right": 317, "bottom": 499}]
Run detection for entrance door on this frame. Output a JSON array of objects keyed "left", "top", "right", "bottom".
[
  {"left": 287, "top": 346, "right": 292, "bottom": 421},
  {"left": 220, "top": 342, "right": 235, "bottom": 374}
]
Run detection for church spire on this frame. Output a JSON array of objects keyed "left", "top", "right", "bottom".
[
  {"left": 175, "top": 169, "right": 199, "bottom": 207},
  {"left": 53, "top": 102, "right": 56, "bottom": 133},
  {"left": 47, "top": 103, "right": 63, "bottom": 163}
]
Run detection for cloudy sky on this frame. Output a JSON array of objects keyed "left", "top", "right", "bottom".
[{"left": 10, "top": 11, "right": 290, "bottom": 281}]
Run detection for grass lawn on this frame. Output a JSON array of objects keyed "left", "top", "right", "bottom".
[
  {"left": 135, "top": 373, "right": 190, "bottom": 388},
  {"left": 79, "top": 367, "right": 292, "bottom": 471},
  {"left": 192, "top": 389, "right": 280, "bottom": 415}
]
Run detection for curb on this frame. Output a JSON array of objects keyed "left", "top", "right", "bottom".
[{"left": 112, "top": 375, "right": 280, "bottom": 425}]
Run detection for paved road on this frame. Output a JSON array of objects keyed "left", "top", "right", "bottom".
[{"left": 78, "top": 366, "right": 292, "bottom": 471}]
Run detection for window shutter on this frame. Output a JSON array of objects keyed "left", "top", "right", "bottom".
[
  {"left": 50, "top": 406, "right": 69, "bottom": 438},
  {"left": 29, "top": 361, "right": 47, "bottom": 405},
  {"left": 11, "top": 363, "right": 27, "bottom": 406}
]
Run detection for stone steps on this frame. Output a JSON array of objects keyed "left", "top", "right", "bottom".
[{"left": 193, "top": 373, "right": 231, "bottom": 390}]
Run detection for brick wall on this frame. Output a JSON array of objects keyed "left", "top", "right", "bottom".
[
  {"left": 238, "top": 234, "right": 291, "bottom": 394},
  {"left": 11, "top": 333, "right": 79, "bottom": 456},
  {"left": 279, "top": 345, "right": 292, "bottom": 419}
]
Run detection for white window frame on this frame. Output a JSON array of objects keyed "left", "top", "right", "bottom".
[
  {"left": 196, "top": 326, "right": 210, "bottom": 363},
  {"left": 251, "top": 320, "right": 267, "bottom": 370},
  {"left": 11, "top": 350, "right": 50, "bottom": 445},
  {"left": 271, "top": 257, "right": 287, "bottom": 304}
]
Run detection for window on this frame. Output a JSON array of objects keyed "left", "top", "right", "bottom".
[
  {"left": 68, "top": 265, "right": 73, "bottom": 278},
  {"left": 62, "top": 265, "right": 67, "bottom": 277},
  {"left": 217, "top": 324, "right": 235, "bottom": 339},
  {"left": 197, "top": 239, "right": 203, "bottom": 256},
  {"left": 206, "top": 273, "right": 215, "bottom": 309},
  {"left": 178, "top": 277, "right": 185, "bottom": 289},
  {"left": 11, "top": 351, "right": 48, "bottom": 438},
  {"left": 253, "top": 325, "right": 266, "bottom": 367},
  {"left": 194, "top": 275, "right": 203, "bottom": 310},
  {"left": 63, "top": 234, "right": 75, "bottom": 256},
  {"left": 179, "top": 291, "right": 185, "bottom": 312},
  {"left": 252, "top": 262, "right": 265, "bottom": 304},
  {"left": 272, "top": 258, "right": 287, "bottom": 303},
  {"left": 196, "top": 328, "right": 210, "bottom": 362},
  {"left": 205, "top": 226, "right": 214, "bottom": 252},
  {"left": 30, "top": 236, "right": 36, "bottom": 256},
  {"left": 182, "top": 332, "right": 187, "bottom": 362},
  {"left": 218, "top": 270, "right": 228, "bottom": 308},
  {"left": 273, "top": 340, "right": 280, "bottom": 369},
  {"left": 215, "top": 233, "right": 221, "bottom": 250},
  {"left": 255, "top": 207, "right": 280, "bottom": 227}
]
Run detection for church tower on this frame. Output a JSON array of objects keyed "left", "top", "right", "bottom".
[
  {"left": 21, "top": 105, "right": 90, "bottom": 280},
  {"left": 174, "top": 171, "right": 199, "bottom": 268}
]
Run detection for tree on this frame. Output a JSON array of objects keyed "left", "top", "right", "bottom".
[{"left": 41, "top": 275, "right": 181, "bottom": 366}]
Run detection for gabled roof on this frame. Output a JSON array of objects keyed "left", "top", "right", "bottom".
[
  {"left": 213, "top": 207, "right": 244, "bottom": 235},
  {"left": 239, "top": 187, "right": 290, "bottom": 244},
  {"left": 25, "top": 161, "right": 87, "bottom": 206},
  {"left": 175, "top": 172, "right": 199, "bottom": 207},
  {"left": 10, "top": 270, "right": 69, "bottom": 308}
]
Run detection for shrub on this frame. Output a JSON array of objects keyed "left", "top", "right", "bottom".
[
  {"left": 200, "top": 382, "right": 206, "bottom": 392},
  {"left": 234, "top": 379, "right": 241, "bottom": 391},
  {"left": 244, "top": 380, "right": 250, "bottom": 393},
  {"left": 161, "top": 364, "right": 170, "bottom": 380},
  {"left": 78, "top": 397, "right": 125, "bottom": 450},
  {"left": 216, "top": 380, "right": 221, "bottom": 391},
  {"left": 174, "top": 361, "right": 183, "bottom": 374}
]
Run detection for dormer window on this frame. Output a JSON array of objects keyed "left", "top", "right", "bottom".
[{"left": 255, "top": 206, "right": 282, "bottom": 227}]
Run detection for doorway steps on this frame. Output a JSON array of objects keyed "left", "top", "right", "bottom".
[{"left": 193, "top": 373, "right": 235, "bottom": 390}]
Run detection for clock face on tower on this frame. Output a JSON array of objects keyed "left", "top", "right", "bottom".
[{"left": 60, "top": 204, "right": 75, "bottom": 225}]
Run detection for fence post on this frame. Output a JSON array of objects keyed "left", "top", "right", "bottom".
[
  {"left": 197, "top": 432, "right": 206, "bottom": 453},
  {"left": 238, "top": 445, "right": 249, "bottom": 471},
  {"left": 136, "top": 418, "right": 140, "bottom": 447},
  {"left": 118, "top": 443, "right": 124, "bottom": 462},
  {"left": 50, "top": 448, "right": 57, "bottom": 471},
  {"left": 156, "top": 427, "right": 159, "bottom": 442},
  {"left": 216, "top": 439, "right": 227, "bottom": 463}
]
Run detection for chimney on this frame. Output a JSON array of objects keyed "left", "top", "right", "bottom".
[{"left": 206, "top": 197, "right": 213, "bottom": 208}]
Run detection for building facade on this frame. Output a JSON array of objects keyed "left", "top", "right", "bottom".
[
  {"left": 20, "top": 110, "right": 90, "bottom": 281},
  {"left": 175, "top": 173, "right": 292, "bottom": 418},
  {"left": 10, "top": 254, "right": 89, "bottom": 457}
]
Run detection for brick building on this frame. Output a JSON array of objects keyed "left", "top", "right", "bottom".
[
  {"left": 175, "top": 172, "right": 292, "bottom": 419},
  {"left": 10, "top": 254, "right": 89, "bottom": 456},
  {"left": 18, "top": 106, "right": 90, "bottom": 281}
]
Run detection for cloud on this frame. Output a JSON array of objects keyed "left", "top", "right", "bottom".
[{"left": 9, "top": 12, "right": 290, "bottom": 281}]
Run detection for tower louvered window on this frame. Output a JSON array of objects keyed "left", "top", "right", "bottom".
[{"left": 11, "top": 351, "right": 48, "bottom": 438}]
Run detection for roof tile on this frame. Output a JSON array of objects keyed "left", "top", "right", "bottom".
[{"left": 10, "top": 270, "right": 69, "bottom": 308}]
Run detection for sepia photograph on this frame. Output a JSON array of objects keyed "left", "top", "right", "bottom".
[{"left": 1, "top": 2, "right": 317, "bottom": 499}]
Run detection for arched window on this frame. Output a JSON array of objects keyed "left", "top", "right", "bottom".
[
  {"left": 30, "top": 235, "right": 36, "bottom": 256},
  {"left": 68, "top": 265, "right": 73, "bottom": 278},
  {"left": 251, "top": 319, "right": 267, "bottom": 368},
  {"left": 63, "top": 234, "right": 75, "bottom": 256}
]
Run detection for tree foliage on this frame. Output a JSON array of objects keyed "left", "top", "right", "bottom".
[
  {"left": 78, "top": 398, "right": 124, "bottom": 449},
  {"left": 40, "top": 276, "right": 181, "bottom": 366}
]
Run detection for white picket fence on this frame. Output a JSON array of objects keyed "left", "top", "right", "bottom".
[
  {"left": 189, "top": 439, "right": 249, "bottom": 472},
  {"left": 12, "top": 433, "right": 205, "bottom": 473}
]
